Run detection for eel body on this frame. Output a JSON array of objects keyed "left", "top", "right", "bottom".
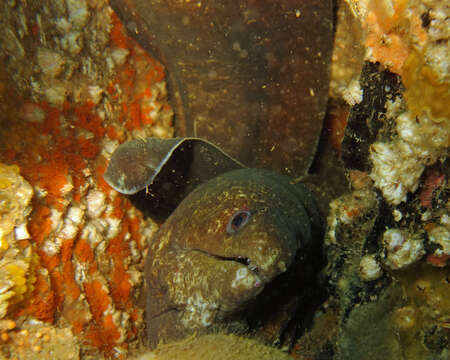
[
  {"left": 105, "top": 0, "right": 333, "bottom": 348},
  {"left": 109, "top": 0, "right": 333, "bottom": 177}
]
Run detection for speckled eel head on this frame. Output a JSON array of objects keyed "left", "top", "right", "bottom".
[
  {"left": 144, "top": 167, "right": 322, "bottom": 347},
  {"left": 104, "top": 138, "right": 323, "bottom": 348}
]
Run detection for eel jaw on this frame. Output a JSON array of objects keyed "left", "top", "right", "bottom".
[
  {"left": 211, "top": 253, "right": 263, "bottom": 282},
  {"left": 190, "top": 248, "right": 264, "bottom": 284},
  {"left": 235, "top": 255, "right": 259, "bottom": 273}
]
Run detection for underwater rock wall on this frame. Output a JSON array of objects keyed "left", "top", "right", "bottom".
[
  {"left": 0, "top": 163, "right": 34, "bottom": 319},
  {"left": 0, "top": 0, "right": 173, "bottom": 358},
  {"left": 320, "top": 0, "right": 449, "bottom": 359}
]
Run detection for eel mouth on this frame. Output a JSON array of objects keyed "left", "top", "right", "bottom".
[{"left": 190, "top": 248, "right": 263, "bottom": 281}]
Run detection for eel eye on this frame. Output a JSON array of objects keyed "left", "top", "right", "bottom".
[{"left": 226, "top": 209, "right": 251, "bottom": 234}]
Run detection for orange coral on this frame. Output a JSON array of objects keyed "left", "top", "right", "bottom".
[
  {"left": 324, "top": 104, "right": 349, "bottom": 153},
  {"left": 75, "top": 101, "right": 106, "bottom": 139},
  {"left": 16, "top": 272, "right": 56, "bottom": 323},
  {"left": 364, "top": 8, "right": 408, "bottom": 74},
  {"left": 28, "top": 206, "right": 53, "bottom": 246},
  {"left": 84, "top": 315, "right": 122, "bottom": 355},
  {"left": 3, "top": 85, "right": 106, "bottom": 349},
  {"left": 107, "top": 219, "right": 133, "bottom": 310},
  {"left": 84, "top": 281, "right": 122, "bottom": 353},
  {"left": 49, "top": 270, "right": 64, "bottom": 310},
  {"left": 38, "top": 252, "right": 60, "bottom": 273},
  {"left": 62, "top": 261, "right": 81, "bottom": 301},
  {"left": 110, "top": 12, "right": 129, "bottom": 49},
  {"left": 74, "top": 238, "right": 95, "bottom": 263},
  {"left": 128, "top": 215, "right": 144, "bottom": 249},
  {"left": 84, "top": 280, "right": 111, "bottom": 320},
  {"left": 364, "top": 0, "right": 427, "bottom": 76},
  {"left": 0, "top": 7, "right": 170, "bottom": 357}
]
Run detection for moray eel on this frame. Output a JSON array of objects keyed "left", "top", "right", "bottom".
[
  {"left": 105, "top": 138, "right": 323, "bottom": 348},
  {"left": 107, "top": 0, "right": 332, "bottom": 348}
]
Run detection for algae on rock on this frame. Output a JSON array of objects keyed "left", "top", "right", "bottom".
[{"left": 136, "top": 333, "right": 292, "bottom": 360}]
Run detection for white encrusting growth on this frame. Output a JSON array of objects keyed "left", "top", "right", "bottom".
[{"left": 382, "top": 229, "right": 425, "bottom": 270}]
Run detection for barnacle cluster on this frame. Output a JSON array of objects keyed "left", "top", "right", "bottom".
[
  {"left": 359, "top": 254, "right": 382, "bottom": 281},
  {"left": 366, "top": 0, "right": 449, "bottom": 206},
  {"left": 0, "top": 163, "right": 35, "bottom": 319},
  {"left": 1, "top": 0, "right": 115, "bottom": 106},
  {"left": 369, "top": 99, "right": 448, "bottom": 205},
  {"left": 369, "top": 139, "right": 425, "bottom": 205},
  {"left": 381, "top": 228, "right": 425, "bottom": 270}
]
